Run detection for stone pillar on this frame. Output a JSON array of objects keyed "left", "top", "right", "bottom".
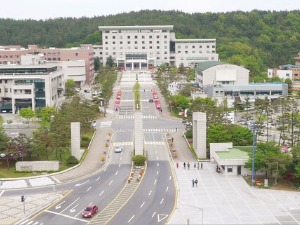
[
  {"left": 192, "top": 112, "right": 207, "bottom": 158},
  {"left": 71, "top": 122, "right": 82, "bottom": 160},
  {"left": 134, "top": 112, "right": 144, "bottom": 155}
]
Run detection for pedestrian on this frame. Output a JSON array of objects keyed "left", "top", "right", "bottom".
[
  {"left": 195, "top": 179, "right": 198, "bottom": 187},
  {"left": 187, "top": 162, "right": 190, "bottom": 170},
  {"left": 192, "top": 179, "right": 195, "bottom": 187},
  {"left": 197, "top": 162, "right": 200, "bottom": 170},
  {"left": 160, "top": 108, "right": 163, "bottom": 113},
  {"left": 183, "top": 162, "right": 186, "bottom": 169},
  {"left": 176, "top": 127, "right": 178, "bottom": 132},
  {"left": 194, "top": 163, "right": 196, "bottom": 169},
  {"left": 216, "top": 165, "right": 218, "bottom": 173},
  {"left": 171, "top": 137, "right": 174, "bottom": 142},
  {"left": 176, "top": 162, "right": 179, "bottom": 168},
  {"left": 201, "top": 163, "right": 203, "bottom": 169}
]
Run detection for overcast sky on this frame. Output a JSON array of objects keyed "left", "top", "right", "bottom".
[{"left": 2, "top": 0, "right": 300, "bottom": 20}]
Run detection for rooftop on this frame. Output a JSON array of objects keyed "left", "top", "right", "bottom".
[
  {"left": 196, "top": 61, "right": 227, "bottom": 72},
  {"left": 215, "top": 148, "right": 249, "bottom": 160}
]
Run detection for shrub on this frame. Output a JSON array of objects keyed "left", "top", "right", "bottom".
[
  {"left": 66, "top": 156, "right": 79, "bottom": 165},
  {"left": 132, "top": 155, "right": 146, "bottom": 167}
]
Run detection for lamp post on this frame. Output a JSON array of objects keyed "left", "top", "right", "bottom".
[
  {"left": 181, "top": 202, "right": 203, "bottom": 225},
  {"left": 251, "top": 125, "right": 257, "bottom": 188}
]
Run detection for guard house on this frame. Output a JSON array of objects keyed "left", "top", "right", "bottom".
[{"left": 210, "top": 143, "right": 249, "bottom": 176}]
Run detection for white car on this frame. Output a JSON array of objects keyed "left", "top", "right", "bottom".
[{"left": 114, "top": 145, "right": 123, "bottom": 153}]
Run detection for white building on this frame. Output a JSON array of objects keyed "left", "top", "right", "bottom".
[
  {"left": 98, "top": 25, "right": 218, "bottom": 69},
  {"left": 0, "top": 64, "right": 64, "bottom": 114},
  {"left": 268, "top": 68, "right": 292, "bottom": 80}
]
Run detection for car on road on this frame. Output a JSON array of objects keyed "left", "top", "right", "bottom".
[
  {"left": 149, "top": 99, "right": 153, "bottom": 103},
  {"left": 114, "top": 145, "right": 123, "bottom": 153},
  {"left": 82, "top": 205, "right": 98, "bottom": 218}
]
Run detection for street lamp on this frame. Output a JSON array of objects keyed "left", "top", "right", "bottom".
[
  {"left": 181, "top": 202, "right": 203, "bottom": 225},
  {"left": 251, "top": 125, "right": 257, "bottom": 188}
]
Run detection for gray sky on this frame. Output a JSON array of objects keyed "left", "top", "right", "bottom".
[{"left": 3, "top": 0, "right": 300, "bottom": 20}]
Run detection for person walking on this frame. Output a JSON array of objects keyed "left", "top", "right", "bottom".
[
  {"left": 176, "top": 162, "right": 179, "bottom": 168},
  {"left": 201, "top": 162, "right": 203, "bottom": 169},
  {"left": 192, "top": 179, "right": 195, "bottom": 187},
  {"left": 194, "top": 163, "right": 196, "bottom": 169},
  {"left": 195, "top": 179, "right": 198, "bottom": 187},
  {"left": 187, "top": 162, "right": 190, "bottom": 170},
  {"left": 183, "top": 162, "right": 186, "bottom": 169},
  {"left": 197, "top": 162, "right": 200, "bottom": 170}
]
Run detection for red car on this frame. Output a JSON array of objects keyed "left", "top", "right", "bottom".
[{"left": 82, "top": 205, "right": 98, "bottom": 218}]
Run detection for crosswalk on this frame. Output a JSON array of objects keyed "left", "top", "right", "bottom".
[
  {"left": 114, "top": 128, "right": 177, "bottom": 133},
  {"left": 16, "top": 219, "right": 43, "bottom": 225},
  {"left": 99, "top": 121, "right": 112, "bottom": 128},
  {"left": 117, "top": 115, "right": 157, "bottom": 119}
]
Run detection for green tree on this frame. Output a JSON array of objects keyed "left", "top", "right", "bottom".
[
  {"left": 19, "top": 107, "right": 35, "bottom": 127},
  {"left": 106, "top": 56, "right": 115, "bottom": 68},
  {"left": 65, "top": 79, "right": 77, "bottom": 97}
]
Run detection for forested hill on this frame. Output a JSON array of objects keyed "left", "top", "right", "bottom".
[{"left": 1, "top": 10, "right": 300, "bottom": 75}]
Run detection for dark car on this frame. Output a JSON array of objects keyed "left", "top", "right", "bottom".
[
  {"left": 149, "top": 99, "right": 153, "bottom": 103},
  {"left": 82, "top": 205, "right": 98, "bottom": 218}
]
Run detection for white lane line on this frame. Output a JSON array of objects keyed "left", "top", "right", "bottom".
[
  {"left": 51, "top": 176, "right": 61, "bottom": 183},
  {"left": 0, "top": 190, "right": 5, "bottom": 197},
  {"left": 154, "top": 179, "right": 157, "bottom": 185},
  {"left": 45, "top": 210, "right": 87, "bottom": 222},
  {"left": 27, "top": 222, "right": 33, "bottom": 225},
  {"left": 115, "top": 171, "right": 118, "bottom": 175},
  {"left": 96, "top": 176, "right": 101, "bottom": 181},
  {"left": 148, "top": 190, "right": 152, "bottom": 195},
  {"left": 89, "top": 202, "right": 93, "bottom": 205},
  {"left": 99, "top": 191, "right": 104, "bottom": 196},
  {"left": 160, "top": 198, "right": 164, "bottom": 204},
  {"left": 19, "top": 220, "right": 29, "bottom": 225},
  {"left": 169, "top": 176, "right": 172, "bottom": 180},
  {"left": 152, "top": 212, "right": 156, "bottom": 218},
  {"left": 60, "top": 197, "right": 79, "bottom": 213},
  {"left": 128, "top": 215, "right": 135, "bottom": 223},
  {"left": 120, "top": 157, "right": 123, "bottom": 160},
  {"left": 33, "top": 222, "right": 39, "bottom": 225},
  {"left": 166, "top": 186, "right": 169, "bottom": 192},
  {"left": 70, "top": 204, "right": 79, "bottom": 213},
  {"left": 119, "top": 164, "right": 121, "bottom": 167},
  {"left": 87, "top": 187, "right": 91, "bottom": 192},
  {"left": 109, "top": 180, "right": 113, "bottom": 186},
  {"left": 157, "top": 162, "right": 159, "bottom": 167},
  {"left": 140, "top": 202, "right": 145, "bottom": 208},
  {"left": 157, "top": 170, "right": 159, "bottom": 175}
]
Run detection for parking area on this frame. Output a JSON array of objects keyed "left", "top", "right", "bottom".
[{"left": 168, "top": 161, "right": 300, "bottom": 225}]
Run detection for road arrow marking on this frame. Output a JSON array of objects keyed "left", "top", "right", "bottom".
[
  {"left": 75, "top": 180, "right": 89, "bottom": 187},
  {"left": 70, "top": 204, "right": 79, "bottom": 213},
  {"left": 158, "top": 214, "right": 168, "bottom": 222},
  {"left": 55, "top": 201, "right": 65, "bottom": 210}
]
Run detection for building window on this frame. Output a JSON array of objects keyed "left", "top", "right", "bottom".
[
  {"left": 164, "top": 35, "right": 167, "bottom": 38},
  {"left": 164, "top": 46, "right": 167, "bottom": 49},
  {"left": 135, "top": 46, "right": 138, "bottom": 49},
  {"left": 164, "top": 51, "right": 168, "bottom": 54},
  {"left": 120, "top": 36, "right": 123, "bottom": 39},
  {"left": 135, "top": 41, "right": 138, "bottom": 44},
  {"left": 113, "top": 52, "right": 116, "bottom": 55},
  {"left": 157, "top": 35, "right": 159, "bottom": 38},
  {"left": 142, "top": 46, "right": 145, "bottom": 49},
  {"left": 135, "top": 36, "right": 138, "bottom": 39},
  {"left": 185, "top": 51, "right": 188, "bottom": 54},
  {"left": 150, "top": 46, "right": 152, "bottom": 49},
  {"left": 178, "top": 46, "right": 181, "bottom": 49},
  {"left": 112, "top": 36, "right": 116, "bottom": 39},
  {"left": 200, "top": 46, "right": 202, "bottom": 48},
  {"left": 227, "top": 166, "right": 233, "bottom": 173},
  {"left": 128, "top": 41, "right": 130, "bottom": 44},
  {"left": 75, "top": 53, "right": 78, "bottom": 56},
  {"left": 192, "top": 46, "right": 195, "bottom": 48},
  {"left": 105, "top": 42, "right": 108, "bottom": 44},
  {"left": 105, "top": 36, "right": 108, "bottom": 39},
  {"left": 207, "top": 45, "right": 210, "bottom": 48},
  {"left": 142, "top": 36, "right": 145, "bottom": 39},
  {"left": 112, "top": 42, "right": 115, "bottom": 44},
  {"left": 178, "top": 51, "right": 181, "bottom": 53},
  {"left": 105, "top": 47, "right": 108, "bottom": 50},
  {"left": 185, "top": 46, "right": 188, "bottom": 49},
  {"left": 127, "top": 36, "right": 130, "bottom": 39},
  {"left": 149, "top": 35, "right": 152, "bottom": 39},
  {"left": 5, "top": 88, "right": 8, "bottom": 93},
  {"left": 149, "top": 41, "right": 152, "bottom": 44},
  {"left": 157, "top": 41, "right": 160, "bottom": 44},
  {"left": 157, "top": 57, "right": 160, "bottom": 60},
  {"left": 5, "top": 80, "right": 7, "bottom": 83},
  {"left": 142, "top": 41, "right": 145, "bottom": 44},
  {"left": 120, "top": 41, "right": 123, "bottom": 44},
  {"left": 157, "top": 46, "right": 160, "bottom": 49}
]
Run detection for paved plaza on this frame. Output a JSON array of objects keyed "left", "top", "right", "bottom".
[{"left": 168, "top": 161, "right": 300, "bottom": 225}]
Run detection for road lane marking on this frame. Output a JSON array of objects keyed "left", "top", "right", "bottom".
[
  {"left": 166, "top": 186, "right": 169, "bottom": 192},
  {"left": 157, "top": 163, "right": 159, "bottom": 167},
  {"left": 115, "top": 171, "right": 118, "bottom": 175},
  {"left": 96, "top": 176, "right": 101, "bottom": 181},
  {"left": 89, "top": 202, "right": 93, "bottom": 205},
  {"left": 148, "top": 190, "right": 152, "bottom": 195},
  {"left": 152, "top": 212, "right": 156, "bottom": 218},
  {"left": 160, "top": 198, "right": 164, "bottom": 204},
  {"left": 128, "top": 215, "right": 135, "bottom": 223},
  {"left": 120, "top": 156, "right": 123, "bottom": 160},
  {"left": 75, "top": 180, "right": 89, "bottom": 187},
  {"left": 87, "top": 187, "right": 91, "bottom": 192},
  {"left": 154, "top": 179, "right": 157, "bottom": 185},
  {"left": 60, "top": 197, "right": 79, "bottom": 213},
  {"left": 51, "top": 176, "right": 61, "bottom": 183},
  {"left": 109, "top": 180, "right": 113, "bottom": 185},
  {"left": 119, "top": 164, "right": 121, "bottom": 167},
  {"left": 157, "top": 170, "right": 159, "bottom": 175},
  {"left": 45, "top": 210, "right": 87, "bottom": 222},
  {"left": 169, "top": 176, "right": 172, "bottom": 180},
  {"left": 99, "top": 191, "right": 104, "bottom": 196},
  {"left": 33, "top": 222, "right": 39, "bottom": 225},
  {"left": 158, "top": 214, "right": 168, "bottom": 222},
  {"left": 19, "top": 220, "right": 29, "bottom": 224},
  {"left": 140, "top": 202, "right": 145, "bottom": 208},
  {"left": 0, "top": 190, "right": 5, "bottom": 197},
  {"left": 55, "top": 201, "right": 66, "bottom": 210},
  {"left": 70, "top": 204, "right": 79, "bottom": 213}
]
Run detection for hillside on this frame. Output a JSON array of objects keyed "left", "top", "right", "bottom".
[{"left": 0, "top": 10, "right": 300, "bottom": 75}]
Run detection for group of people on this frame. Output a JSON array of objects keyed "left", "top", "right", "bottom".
[{"left": 183, "top": 162, "right": 203, "bottom": 170}]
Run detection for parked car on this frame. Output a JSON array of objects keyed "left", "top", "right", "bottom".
[
  {"left": 82, "top": 205, "right": 98, "bottom": 218},
  {"left": 114, "top": 145, "right": 123, "bottom": 153}
]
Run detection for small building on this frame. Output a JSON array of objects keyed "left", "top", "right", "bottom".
[{"left": 210, "top": 143, "right": 250, "bottom": 176}]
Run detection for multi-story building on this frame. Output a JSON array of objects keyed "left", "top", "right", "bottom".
[
  {"left": 0, "top": 63, "right": 64, "bottom": 114},
  {"left": 268, "top": 64, "right": 300, "bottom": 81},
  {"left": 0, "top": 44, "right": 95, "bottom": 84},
  {"left": 98, "top": 25, "right": 218, "bottom": 69}
]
